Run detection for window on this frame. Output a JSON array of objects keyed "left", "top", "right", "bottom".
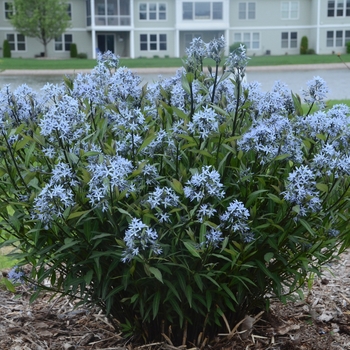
[
  {"left": 281, "top": 32, "right": 297, "bottom": 48},
  {"left": 281, "top": 1, "right": 299, "bottom": 19},
  {"left": 139, "top": 3, "right": 166, "bottom": 20},
  {"left": 67, "top": 3, "right": 72, "bottom": 19},
  {"left": 94, "top": 0, "right": 131, "bottom": 25},
  {"left": 182, "top": 2, "right": 223, "bottom": 20},
  {"left": 4, "top": 2, "right": 13, "bottom": 19},
  {"left": 234, "top": 32, "right": 260, "bottom": 49},
  {"left": 140, "top": 34, "right": 167, "bottom": 51},
  {"left": 238, "top": 2, "right": 255, "bottom": 19},
  {"left": 326, "top": 30, "right": 350, "bottom": 46},
  {"left": 328, "top": 0, "right": 350, "bottom": 16},
  {"left": 55, "top": 34, "right": 73, "bottom": 51},
  {"left": 6, "top": 33, "right": 25, "bottom": 51}
]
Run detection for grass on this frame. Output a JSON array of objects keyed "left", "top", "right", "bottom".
[
  {"left": 0, "top": 246, "right": 17, "bottom": 270},
  {"left": 0, "top": 53, "right": 349, "bottom": 70}
]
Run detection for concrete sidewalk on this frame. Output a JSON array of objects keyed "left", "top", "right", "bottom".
[{"left": 0, "top": 62, "right": 349, "bottom": 76}]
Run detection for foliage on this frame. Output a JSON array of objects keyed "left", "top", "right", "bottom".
[
  {"left": 70, "top": 43, "right": 78, "bottom": 58},
  {"left": 1, "top": 39, "right": 350, "bottom": 346},
  {"left": 347, "top": 41, "right": 350, "bottom": 54},
  {"left": 9, "top": 0, "right": 70, "bottom": 57},
  {"left": 300, "top": 36, "right": 308, "bottom": 55},
  {"left": 3, "top": 40, "right": 11, "bottom": 58},
  {"left": 77, "top": 52, "right": 88, "bottom": 59},
  {"left": 230, "top": 42, "right": 247, "bottom": 53}
]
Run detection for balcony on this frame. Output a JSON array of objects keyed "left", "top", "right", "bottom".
[{"left": 91, "top": 15, "right": 131, "bottom": 26}]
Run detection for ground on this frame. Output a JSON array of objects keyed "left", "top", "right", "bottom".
[{"left": 1, "top": 251, "right": 350, "bottom": 350}]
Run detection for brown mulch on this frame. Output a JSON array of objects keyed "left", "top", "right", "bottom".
[{"left": 1, "top": 251, "right": 350, "bottom": 350}]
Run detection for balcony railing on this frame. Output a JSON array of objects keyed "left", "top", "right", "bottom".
[{"left": 86, "top": 15, "right": 131, "bottom": 26}]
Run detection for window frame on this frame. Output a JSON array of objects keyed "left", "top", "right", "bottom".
[
  {"left": 281, "top": 1, "right": 299, "bottom": 20},
  {"left": 6, "top": 33, "right": 26, "bottom": 51},
  {"left": 139, "top": 33, "right": 167, "bottom": 51},
  {"left": 55, "top": 34, "right": 73, "bottom": 51},
  {"left": 281, "top": 31, "right": 298, "bottom": 49},
  {"left": 4, "top": 1, "right": 14, "bottom": 20},
  {"left": 328, "top": 0, "right": 350, "bottom": 17},
  {"left": 182, "top": 2, "right": 223, "bottom": 20},
  {"left": 139, "top": 2, "right": 167, "bottom": 21},
  {"left": 233, "top": 32, "right": 260, "bottom": 50},
  {"left": 327, "top": 29, "right": 350, "bottom": 47},
  {"left": 67, "top": 3, "right": 72, "bottom": 19},
  {"left": 238, "top": 2, "right": 256, "bottom": 20}
]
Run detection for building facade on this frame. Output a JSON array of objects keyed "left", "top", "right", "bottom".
[{"left": 0, "top": 0, "right": 349, "bottom": 59}]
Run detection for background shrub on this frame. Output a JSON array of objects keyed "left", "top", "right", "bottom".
[
  {"left": 77, "top": 52, "right": 87, "bottom": 59},
  {"left": 3, "top": 40, "right": 11, "bottom": 58},
  {"left": 300, "top": 36, "right": 308, "bottom": 54},
  {"left": 1, "top": 39, "right": 350, "bottom": 346},
  {"left": 229, "top": 42, "right": 247, "bottom": 53},
  {"left": 70, "top": 43, "right": 78, "bottom": 58},
  {"left": 347, "top": 41, "right": 350, "bottom": 54}
]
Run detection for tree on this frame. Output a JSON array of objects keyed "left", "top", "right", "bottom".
[{"left": 9, "top": 0, "right": 70, "bottom": 57}]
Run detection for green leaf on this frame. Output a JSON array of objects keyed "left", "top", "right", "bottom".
[
  {"left": 185, "top": 285, "right": 193, "bottom": 307},
  {"left": 316, "top": 183, "right": 328, "bottom": 192},
  {"left": 3, "top": 278, "right": 16, "bottom": 293},
  {"left": 291, "top": 92, "right": 304, "bottom": 116},
  {"left": 67, "top": 210, "right": 91, "bottom": 220},
  {"left": 172, "top": 178, "right": 184, "bottom": 195},
  {"left": 299, "top": 218, "right": 316, "bottom": 235},
  {"left": 152, "top": 290, "right": 161, "bottom": 319},
  {"left": 220, "top": 283, "right": 238, "bottom": 304},
  {"left": 183, "top": 240, "right": 201, "bottom": 258},
  {"left": 149, "top": 267, "right": 163, "bottom": 283},
  {"left": 264, "top": 252, "right": 274, "bottom": 262},
  {"left": 84, "top": 270, "right": 94, "bottom": 285},
  {"left": 193, "top": 273, "right": 203, "bottom": 292},
  {"left": 164, "top": 279, "right": 181, "bottom": 301},
  {"left": 138, "top": 132, "right": 156, "bottom": 152},
  {"left": 274, "top": 154, "right": 290, "bottom": 161},
  {"left": 267, "top": 193, "right": 284, "bottom": 204}
]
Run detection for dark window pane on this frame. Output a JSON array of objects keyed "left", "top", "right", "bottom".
[
  {"left": 213, "top": 2, "right": 223, "bottom": 19},
  {"left": 195, "top": 2, "right": 210, "bottom": 19},
  {"left": 183, "top": 2, "right": 193, "bottom": 19},
  {"left": 140, "top": 43, "right": 147, "bottom": 50},
  {"left": 140, "top": 34, "right": 147, "bottom": 41},
  {"left": 160, "top": 43, "right": 167, "bottom": 50},
  {"left": 150, "top": 43, "right": 157, "bottom": 50},
  {"left": 328, "top": 0, "right": 335, "bottom": 16}
]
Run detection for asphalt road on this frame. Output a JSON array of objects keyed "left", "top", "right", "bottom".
[{"left": 1, "top": 63, "right": 349, "bottom": 99}]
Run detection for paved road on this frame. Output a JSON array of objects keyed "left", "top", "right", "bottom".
[{"left": 1, "top": 63, "right": 349, "bottom": 99}]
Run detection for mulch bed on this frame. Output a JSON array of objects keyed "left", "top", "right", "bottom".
[{"left": 1, "top": 250, "right": 350, "bottom": 350}]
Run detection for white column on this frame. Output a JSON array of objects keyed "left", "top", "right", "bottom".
[
  {"left": 225, "top": 29, "right": 229, "bottom": 56},
  {"left": 316, "top": 0, "right": 320, "bottom": 54},
  {"left": 175, "top": 29, "right": 179, "bottom": 57},
  {"left": 174, "top": 1, "right": 180, "bottom": 57},
  {"left": 130, "top": 29, "right": 135, "bottom": 58},
  {"left": 91, "top": 0, "right": 97, "bottom": 58}
]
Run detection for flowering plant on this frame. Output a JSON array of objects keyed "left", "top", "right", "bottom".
[{"left": 1, "top": 40, "right": 350, "bottom": 345}]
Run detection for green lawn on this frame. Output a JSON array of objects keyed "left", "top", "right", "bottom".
[{"left": 0, "top": 53, "right": 349, "bottom": 70}]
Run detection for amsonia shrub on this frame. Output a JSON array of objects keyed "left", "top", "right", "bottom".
[{"left": 1, "top": 38, "right": 350, "bottom": 345}]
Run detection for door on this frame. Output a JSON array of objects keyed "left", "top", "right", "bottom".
[{"left": 97, "top": 34, "right": 115, "bottom": 53}]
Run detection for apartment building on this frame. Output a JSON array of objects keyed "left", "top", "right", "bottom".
[{"left": 0, "top": 0, "right": 349, "bottom": 59}]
